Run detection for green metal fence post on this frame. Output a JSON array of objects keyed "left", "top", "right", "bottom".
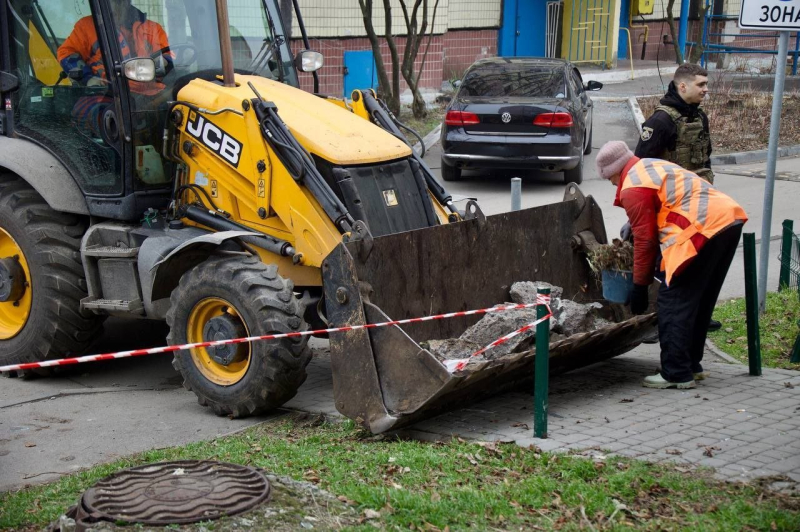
[
  {"left": 534, "top": 287, "right": 551, "bottom": 438},
  {"left": 743, "top": 233, "right": 762, "bottom": 376},
  {"left": 779, "top": 219, "right": 794, "bottom": 291}
]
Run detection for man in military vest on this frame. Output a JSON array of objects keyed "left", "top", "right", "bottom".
[
  {"left": 635, "top": 63, "right": 713, "bottom": 183},
  {"left": 596, "top": 141, "right": 747, "bottom": 389},
  {"left": 631, "top": 63, "right": 721, "bottom": 334}
]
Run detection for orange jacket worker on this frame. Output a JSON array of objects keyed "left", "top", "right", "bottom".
[
  {"left": 57, "top": 0, "right": 171, "bottom": 93},
  {"left": 595, "top": 141, "right": 747, "bottom": 390}
]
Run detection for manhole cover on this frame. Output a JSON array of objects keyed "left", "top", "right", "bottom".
[{"left": 77, "top": 460, "right": 270, "bottom": 525}]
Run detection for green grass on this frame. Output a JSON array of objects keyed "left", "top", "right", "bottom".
[
  {"left": 710, "top": 290, "right": 800, "bottom": 370},
  {"left": 1, "top": 415, "right": 798, "bottom": 530},
  {"left": 398, "top": 104, "right": 446, "bottom": 141}
]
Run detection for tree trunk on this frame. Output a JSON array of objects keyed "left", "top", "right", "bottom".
[
  {"left": 399, "top": 0, "right": 429, "bottom": 119},
  {"left": 383, "top": 0, "right": 401, "bottom": 114},
  {"left": 413, "top": 0, "right": 440, "bottom": 118},
  {"left": 665, "top": 0, "right": 684, "bottom": 64},
  {"left": 688, "top": 3, "right": 709, "bottom": 64},
  {"left": 358, "top": 0, "right": 400, "bottom": 114}
]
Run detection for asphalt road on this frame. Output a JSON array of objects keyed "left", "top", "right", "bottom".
[{"left": 1, "top": 100, "right": 797, "bottom": 492}]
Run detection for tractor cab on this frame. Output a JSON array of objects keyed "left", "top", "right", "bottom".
[{"left": 3, "top": 0, "right": 302, "bottom": 220}]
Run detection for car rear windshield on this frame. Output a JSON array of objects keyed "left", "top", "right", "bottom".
[{"left": 459, "top": 65, "right": 566, "bottom": 98}]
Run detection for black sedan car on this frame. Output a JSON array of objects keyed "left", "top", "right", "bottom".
[{"left": 440, "top": 57, "right": 602, "bottom": 184}]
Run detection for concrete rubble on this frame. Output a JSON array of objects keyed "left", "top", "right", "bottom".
[{"left": 425, "top": 281, "right": 614, "bottom": 364}]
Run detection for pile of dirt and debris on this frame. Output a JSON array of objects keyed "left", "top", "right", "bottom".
[{"left": 422, "top": 281, "right": 614, "bottom": 363}]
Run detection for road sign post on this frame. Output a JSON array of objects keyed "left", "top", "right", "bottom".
[{"left": 738, "top": 0, "right": 799, "bottom": 313}]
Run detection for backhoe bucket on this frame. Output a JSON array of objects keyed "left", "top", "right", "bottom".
[{"left": 322, "top": 185, "right": 657, "bottom": 433}]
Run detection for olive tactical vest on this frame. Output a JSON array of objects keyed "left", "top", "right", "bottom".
[{"left": 655, "top": 105, "right": 714, "bottom": 183}]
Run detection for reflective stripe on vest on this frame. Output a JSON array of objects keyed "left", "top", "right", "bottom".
[{"left": 621, "top": 158, "right": 747, "bottom": 285}]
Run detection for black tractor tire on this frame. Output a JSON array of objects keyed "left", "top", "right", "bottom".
[
  {"left": 564, "top": 150, "right": 584, "bottom": 185},
  {"left": 441, "top": 158, "right": 462, "bottom": 182},
  {"left": 167, "top": 255, "right": 312, "bottom": 417},
  {"left": 583, "top": 128, "right": 593, "bottom": 155},
  {"left": 0, "top": 173, "right": 103, "bottom": 376}
]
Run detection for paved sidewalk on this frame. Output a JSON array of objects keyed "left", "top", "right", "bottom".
[{"left": 287, "top": 341, "right": 800, "bottom": 485}]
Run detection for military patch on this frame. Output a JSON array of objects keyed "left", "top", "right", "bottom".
[{"left": 640, "top": 127, "right": 653, "bottom": 141}]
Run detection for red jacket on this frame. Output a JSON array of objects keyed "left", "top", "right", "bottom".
[{"left": 613, "top": 157, "right": 712, "bottom": 285}]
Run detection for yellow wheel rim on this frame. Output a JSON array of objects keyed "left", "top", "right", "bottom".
[
  {"left": 0, "top": 228, "right": 31, "bottom": 339},
  {"left": 186, "top": 297, "right": 251, "bottom": 386}
]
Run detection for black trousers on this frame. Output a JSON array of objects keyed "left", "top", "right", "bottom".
[{"left": 657, "top": 223, "right": 743, "bottom": 382}]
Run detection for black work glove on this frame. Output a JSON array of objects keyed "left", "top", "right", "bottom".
[
  {"left": 620, "top": 221, "right": 633, "bottom": 243},
  {"left": 630, "top": 284, "right": 649, "bottom": 315}
]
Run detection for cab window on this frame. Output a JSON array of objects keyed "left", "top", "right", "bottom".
[{"left": 7, "top": 0, "right": 121, "bottom": 195}]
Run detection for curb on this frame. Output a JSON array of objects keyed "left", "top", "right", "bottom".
[
  {"left": 582, "top": 65, "right": 678, "bottom": 84},
  {"left": 628, "top": 96, "right": 647, "bottom": 133},
  {"left": 711, "top": 144, "right": 800, "bottom": 165},
  {"left": 413, "top": 124, "right": 442, "bottom": 155},
  {"left": 705, "top": 338, "right": 743, "bottom": 365}
]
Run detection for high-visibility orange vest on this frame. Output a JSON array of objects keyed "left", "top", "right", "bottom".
[
  {"left": 57, "top": 16, "right": 170, "bottom": 95},
  {"left": 621, "top": 158, "right": 748, "bottom": 285}
]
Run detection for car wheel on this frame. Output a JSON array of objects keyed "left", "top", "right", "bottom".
[
  {"left": 441, "top": 158, "right": 462, "bottom": 182},
  {"left": 583, "top": 128, "right": 593, "bottom": 155},
  {"left": 564, "top": 150, "right": 583, "bottom": 185}
]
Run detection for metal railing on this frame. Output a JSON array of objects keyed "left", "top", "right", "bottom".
[{"left": 692, "top": 1, "right": 800, "bottom": 75}]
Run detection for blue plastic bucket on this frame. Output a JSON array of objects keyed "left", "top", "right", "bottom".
[{"left": 601, "top": 269, "right": 634, "bottom": 303}]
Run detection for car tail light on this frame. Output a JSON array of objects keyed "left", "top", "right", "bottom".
[
  {"left": 533, "top": 112, "right": 574, "bottom": 128},
  {"left": 445, "top": 110, "right": 480, "bottom": 126}
]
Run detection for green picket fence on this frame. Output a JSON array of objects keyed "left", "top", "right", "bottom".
[{"left": 778, "top": 220, "right": 800, "bottom": 362}]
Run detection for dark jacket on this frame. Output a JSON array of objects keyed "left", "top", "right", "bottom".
[{"left": 634, "top": 82, "right": 712, "bottom": 169}]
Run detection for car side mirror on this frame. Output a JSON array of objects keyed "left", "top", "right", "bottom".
[
  {"left": 585, "top": 80, "right": 603, "bottom": 91},
  {"left": 121, "top": 58, "right": 156, "bottom": 82},
  {"left": 294, "top": 50, "right": 323, "bottom": 72}
]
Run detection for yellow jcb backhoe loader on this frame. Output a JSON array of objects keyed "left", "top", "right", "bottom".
[{"left": 0, "top": 0, "right": 655, "bottom": 433}]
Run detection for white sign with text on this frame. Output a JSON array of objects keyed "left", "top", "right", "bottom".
[{"left": 739, "top": 0, "right": 800, "bottom": 30}]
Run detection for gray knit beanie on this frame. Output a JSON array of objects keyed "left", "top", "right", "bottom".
[{"left": 595, "top": 141, "right": 634, "bottom": 179}]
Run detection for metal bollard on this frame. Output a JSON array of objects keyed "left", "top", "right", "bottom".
[
  {"left": 743, "top": 233, "right": 762, "bottom": 376},
  {"left": 511, "top": 177, "right": 521, "bottom": 212},
  {"left": 534, "top": 287, "right": 551, "bottom": 438}
]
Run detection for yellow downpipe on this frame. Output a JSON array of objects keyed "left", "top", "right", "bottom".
[{"left": 619, "top": 27, "right": 635, "bottom": 79}]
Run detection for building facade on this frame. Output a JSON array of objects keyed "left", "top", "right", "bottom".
[{"left": 290, "top": 0, "right": 502, "bottom": 96}]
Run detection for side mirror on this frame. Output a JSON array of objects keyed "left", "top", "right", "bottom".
[
  {"left": 121, "top": 58, "right": 156, "bottom": 82},
  {"left": 294, "top": 50, "right": 323, "bottom": 73},
  {"left": 585, "top": 80, "right": 603, "bottom": 91}
]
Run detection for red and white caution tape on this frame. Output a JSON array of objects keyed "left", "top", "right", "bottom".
[
  {"left": 0, "top": 296, "right": 551, "bottom": 375},
  {"left": 443, "top": 295, "right": 552, "bottom": 372}
]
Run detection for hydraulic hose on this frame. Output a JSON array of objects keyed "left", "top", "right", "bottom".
[
  {"left": 184, "top": 205, "right": 295, "bottom": 257},
  {"left": 248, "top": 82, "right": 354, "bottom": 233}
]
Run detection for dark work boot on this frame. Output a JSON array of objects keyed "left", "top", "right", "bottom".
[{"left": 708, "top": 319, "right": 722, "bottom": 332}]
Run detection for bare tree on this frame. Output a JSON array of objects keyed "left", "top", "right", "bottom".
[
  {"left": 665, "top": 0, "right": 684, "bottom": 64},
  {"left": 358, "top": 0, "right": 441, "bottom": 118},
  {"left": 399, "top": 0, "right": 440, "bottom": 118},
  {"left": 358, "top": 0, "right": 401, "bottom": 114}
]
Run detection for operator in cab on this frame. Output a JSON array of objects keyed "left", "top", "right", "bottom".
[{"left": 56, "top": 0, "right": 172, "bottom": 136}]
